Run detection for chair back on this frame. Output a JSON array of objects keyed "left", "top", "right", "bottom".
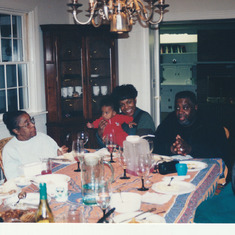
[{"left": 0, "top": 137, "right": 13, "bottom": 179}]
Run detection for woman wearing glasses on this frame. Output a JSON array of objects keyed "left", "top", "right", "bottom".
[{"left": 2, "top": 111, "right": 67, "bottom": 180}]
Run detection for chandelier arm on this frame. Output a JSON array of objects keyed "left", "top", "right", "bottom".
[
  {"left": 148, "top": 9, "right": 163, "bottom": 25},
  {"left": 72, "top": 2, "right": 97, "bottom": 25},
  {"left": 135, "top": 0, "right": 153, "bottom": 22},
  {"left": 91, "top": 14, "right": 103, "bottom": 28}
]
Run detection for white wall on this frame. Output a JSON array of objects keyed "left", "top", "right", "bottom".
[{"left": 1, "top": 0, "right": 235, "bottom": 139}]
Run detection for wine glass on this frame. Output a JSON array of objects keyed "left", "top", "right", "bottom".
[
  {"left": 96, "top": 181, "right": 111, "bottom": 223},
  {"left": 105, "top": 133, "right": 116, "bottom": 163},
  {"left": 77, "top": 131, "right": 89, "bottom": 146},
  {"left": 72, "top": 139, "right": 85, "bottom": 172},
  {"left": 136, "top": 154, "right": 152, "bottom": 191},
  {"left": 145, "top": 139, "right": 154, "bottom": 184},
  {"left": 117, "top": 147, "right": 130, "bottom": 180}
]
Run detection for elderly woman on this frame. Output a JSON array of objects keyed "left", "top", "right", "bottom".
[
  {"left": 97, "top": 84, "right": 155, "bottom": 146},
  {"left": 2, "top": 111, "right": 67, "bottom": 180}
]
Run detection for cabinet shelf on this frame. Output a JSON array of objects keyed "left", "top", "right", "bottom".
[{"left": 41, "top": 24, "right": 118, "bottom": 148}]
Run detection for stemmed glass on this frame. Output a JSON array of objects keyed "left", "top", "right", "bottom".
[
  {"left": 96, "top": 181, "right": 111, "bottom": 223},
  {"left": 77, "top": 131, "right": 89, "bottom": 146},
  {"left": 117, "top": 147, "right": 130, "bottom": 180},
  {"left": 72, "top": 139, "right": 85, "bottom": 172},
  {"left": 136, "top": 154, "right": 152, "bottom": 191},
  {"left": 105, "top": 133, "right": 117, "bottom": 163},
  {"left": 145, "top": 139, "right": 155, "bottom": 184}
]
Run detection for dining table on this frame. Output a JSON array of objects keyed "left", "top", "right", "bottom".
[{"left": 0, "top": 151, "right": 227, "bottom": 224}]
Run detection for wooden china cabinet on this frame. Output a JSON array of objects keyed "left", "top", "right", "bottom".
[{"left": 40, "top": 25, "right": 118, "bottom": 149}]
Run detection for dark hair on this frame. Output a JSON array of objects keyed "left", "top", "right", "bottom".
[
  {"left": 175, "top": 91, "right": 197, "bottom": 107},
  {"left": 111, "top": 84, "right": 138, "bottom": 102},
  {"left": 100, "top": 95, "right": 119, "bottom": 113},
  {"left": 3, "top": 111, "right": 27, "bottom": 136}
]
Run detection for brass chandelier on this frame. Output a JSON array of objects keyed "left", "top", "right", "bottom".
[{"left": 67, "top": 0, "right": 169, "bottom": 34}]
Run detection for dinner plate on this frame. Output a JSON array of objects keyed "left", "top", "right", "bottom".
[
  {"left": 171, "top": 155, "right": 193, "bottom": 161},
  {"left": 14, "top": 176, "right": 33, "bottom": 187},
  {"left": 113, "top": 212, "right": 166, "bottom": 223},
  {"left": 180, "top": 160, "right": 208, "bottom": 172},
  {"left": 51, "top": 152, "right": 76, "bottom": 164},
  {"left": 152, "top": 181, "right": 196, "bottom": 195},
  {"left": 0, "top": 185, "right": 21, "bottom": 199},
  {"left": 4, "top": 193, "right": 51, "bottom": 210}
]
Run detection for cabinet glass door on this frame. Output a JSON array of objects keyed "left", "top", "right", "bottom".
[
  {"left": 88, "top": 37, "right": 112, "bottom": 118},
  {"left": 59, "top": 36, "right": 83, "bottom": 119}
]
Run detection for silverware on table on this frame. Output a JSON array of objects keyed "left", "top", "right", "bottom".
[
  {"left": 167, "top": 177, "right": 174, "bottom": 186},
  {"left": 119, "top": 208, "right": 157, "bottom": 223},
  {"left": 13, "top": 192, "right": 27, "bottom": 206}
]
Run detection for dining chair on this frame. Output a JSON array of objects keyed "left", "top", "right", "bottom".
[{"left": 0, "top": 137, "right": 13, "bottom": 180}]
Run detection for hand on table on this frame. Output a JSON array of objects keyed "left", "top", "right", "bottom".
[{"left": 171, "top": 135, "right": 192, "bottom": 156}]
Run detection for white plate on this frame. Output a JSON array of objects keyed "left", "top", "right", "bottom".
[
  {"left": 152, "top": 181, "right": 196, "bottom": 195},
  {"left": 52, "top": 152, "right": 76, "bottom": 164},
  {"left": 171, "top": 155, "right": 193, "bottom": 161},
  {"left": 32, "top": 174, "right": 70, "bottom": 197},
  {"left": 14, "top": 176, "right": 32, "bottom": 187},
  {"left": 0, "top": 185, "right": 21, "bottom": 199},
  {"left": 110, "top": 192, "right": 141, "bottom": 213},
  {"left": 4, "top": 192, "right": 51, "bottom": 210},
  {"left": 180, "top": 160, "right": 208, "bottom": 172},
  {"left": 113, "top": 212, "right": 166, "bottom": 223}
]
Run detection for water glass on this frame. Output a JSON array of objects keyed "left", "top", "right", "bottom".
[{"left": 176, "top": 163, "right": 188, "bottom": 176}]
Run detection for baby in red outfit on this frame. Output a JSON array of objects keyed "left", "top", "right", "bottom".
[{"left": 87, "top": 96, "right": 136, "bottom": 147}]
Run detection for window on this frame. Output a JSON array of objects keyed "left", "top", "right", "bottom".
[{"left": 0, "top": 13, "right": 29, "bottom": 113}]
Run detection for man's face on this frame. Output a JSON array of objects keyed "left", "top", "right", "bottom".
[
  {"left": 119, "top": 98, "right": 136, "bottom": 117},
  {"left": 102, "top": 106, "right": 116, "bottom": 121},
  {"left": 13, "top": 113, "right": 37, "bottom": 141},
  {"left": 175, "top": 98, "right": 197, "bottom": 126}
]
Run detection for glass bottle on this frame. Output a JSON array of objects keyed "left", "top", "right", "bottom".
[{"left": 35, "top": 182, "right": 54, "bottom": 223}]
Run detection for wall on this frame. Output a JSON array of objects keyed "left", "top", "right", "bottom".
[{"left": 1, "top": 0, "right": 235, "bottom": 139}]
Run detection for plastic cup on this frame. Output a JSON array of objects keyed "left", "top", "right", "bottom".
[{"left": 176, "top": 163, "right": 188, "bottom": 176}]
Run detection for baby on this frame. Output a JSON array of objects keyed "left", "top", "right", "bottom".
[{"left": 87, "top": 96, "right": 136, "bottom": 147}]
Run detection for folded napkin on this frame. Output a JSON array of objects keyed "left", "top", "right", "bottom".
[
  {"left": 163, "top": 175, "right": 190, "bottom": 181},
  {"left": 95, "top": 148, "right": 110, "bottom": 157},
  {"left": 141, "top": 192, "right": 172, "bottom": 205}
]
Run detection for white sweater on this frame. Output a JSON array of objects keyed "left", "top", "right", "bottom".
[{"left": 2, "top": 132, "right": 59, "bottom": 180}]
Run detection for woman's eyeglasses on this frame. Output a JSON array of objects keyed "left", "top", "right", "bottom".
[{"left": 17, "top": 117, "right": 35, "bottom": 128}]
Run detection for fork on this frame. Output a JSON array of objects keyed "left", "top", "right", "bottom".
[{"left": 167, "top": 177, "right": 174, "bottom": 186}]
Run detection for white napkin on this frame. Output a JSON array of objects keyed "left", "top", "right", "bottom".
[
  {"left": 163, "top": 175, "right": 190, "bottom": 181},
  {"left": 141, "top": 192, "right": 172, "bottom": 205},
  {"left": 95, "top": 148, "right": 110, "bottom": 157}
]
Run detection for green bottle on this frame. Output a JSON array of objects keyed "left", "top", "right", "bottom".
[{"left": 35, "top": 182, "right": 54, "bottom": 223}]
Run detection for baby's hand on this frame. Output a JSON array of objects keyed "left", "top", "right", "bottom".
[
  {"left": 129, "top": 122, "right": 137, "bottom": 128},
  {"left": 86, "top": 122, "right": 94, "bottom": 128}
]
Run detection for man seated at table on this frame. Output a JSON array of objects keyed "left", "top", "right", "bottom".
[
  {"left": 194, "top": 162, "right": 235, "bottom": 223},
  {"left": 153, "top": 91, "right": 229, "bottom": 166}
]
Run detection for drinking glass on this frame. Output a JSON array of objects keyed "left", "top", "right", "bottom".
[
  {"left": 96, "top": 181, "right": 111, "bottom": 223},
  {"left": 136, "top": 154, "right": 152, "bottom": 191},
  {"left": 72, "top": 139, "right": 85, "bottom": 172},
  {"left": 77, "top": 131, "right": 89, "bottom": 146},
  {"left": 105, "top": 133, "right": 117, "bottom": 163},
  {"left": 117, "top": 147, "right": 130, "bottom": 179}
]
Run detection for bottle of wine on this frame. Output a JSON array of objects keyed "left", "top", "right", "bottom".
[{"left": 35, "top": 182, "right": 54, "bottom": 223}]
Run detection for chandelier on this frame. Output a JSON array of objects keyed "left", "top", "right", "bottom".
[{"left": 67, "top": 0, "right": 169, "bottom": 34}]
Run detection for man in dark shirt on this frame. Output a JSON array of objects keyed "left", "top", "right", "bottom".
[{"left": 153, "top": 91, "right": 228, "bottom": 160}]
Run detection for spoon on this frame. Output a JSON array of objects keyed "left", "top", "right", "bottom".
[
  {"left": 14, "top": 191, "right": 27, "bottom": 206},
  {"left": 167, "top": 177, "right": 174, "bottom": 186}
]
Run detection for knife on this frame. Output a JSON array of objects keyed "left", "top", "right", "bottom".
[
  {"left": 119, "top": 208, "right": 158, "bottom": 223},
  {"left": 97, "top": 207, "right": 115, "bottom": 223},
  {"left": 49, "top": 158, "right": 71, "bottom": 162}
]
